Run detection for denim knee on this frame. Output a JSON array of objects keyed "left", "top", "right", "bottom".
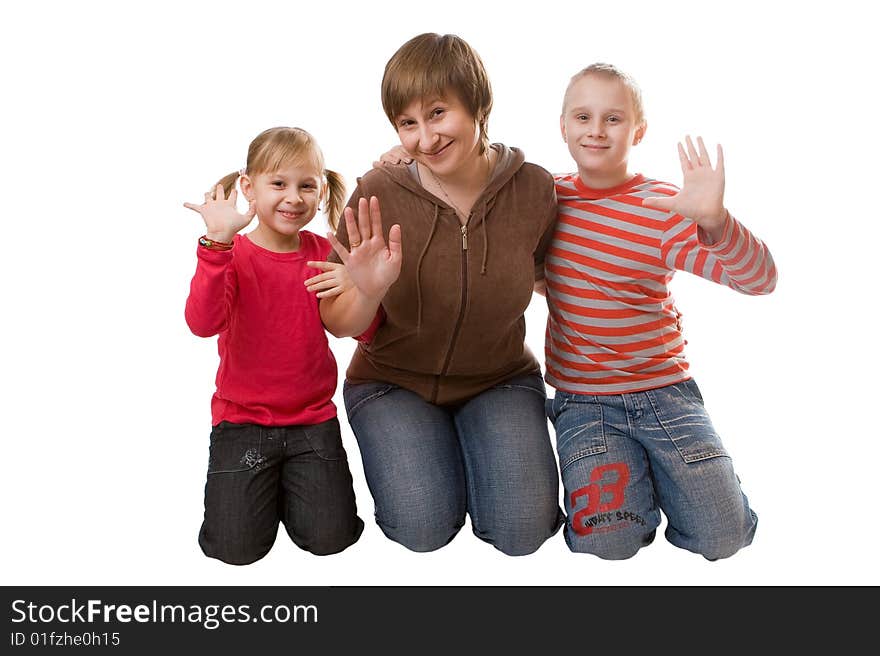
[
  {"left": 489, "top": 513, "right": 564, "bottom": 557},
  {"left": 379, "top": 520, "right": 462, "bottom": 553},
  {"left": 565, "top": 528, "right": 655, "bottom": 560},
  {"left": 670, "top": 511, "right": 757, "bottom": 561},
  {"left": 376, "top": 514, "right": 464, "bottom": 553}
]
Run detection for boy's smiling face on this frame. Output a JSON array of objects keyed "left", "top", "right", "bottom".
[{"left": 560, "top": 73, "right": 647, "bottom": 188}]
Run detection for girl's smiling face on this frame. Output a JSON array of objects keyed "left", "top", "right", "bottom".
[{"left": 241, "top": 164, "right": 323, "bottom": 250}]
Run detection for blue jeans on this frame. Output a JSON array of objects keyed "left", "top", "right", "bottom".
[
  {"left": 199, "top": 418, "right": 364, "bottom": 565},
  {"left": 343, "top": 373, "right": 564, "bottom": 556},
  {"left": 546, "top": 379, "right": 757, "bottom": 560}
]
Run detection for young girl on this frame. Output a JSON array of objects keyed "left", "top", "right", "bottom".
[{"left": 184, "top": 126, "right": 363, "bottom": 565}]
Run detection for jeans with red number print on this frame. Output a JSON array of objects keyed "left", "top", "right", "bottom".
[{"left": 546, "top": 379, "right": 757, "bottom": 560}]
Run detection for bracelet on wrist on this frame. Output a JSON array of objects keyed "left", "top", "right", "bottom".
[{"left": 199, "top": 235, "right": 234, "bottom": 251}]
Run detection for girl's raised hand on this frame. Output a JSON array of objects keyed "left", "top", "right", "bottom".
[
  {"left": 304, "top": 261, "right": 354, "bottom": 299},
  {"left": 642, "top": 136, "right": 728, "bottom": 237},
  {"left": 183, "top": 184, "right": 256, "bottom": 243},
  {"left": 328, "top": 196, "right": 402, "bottom": 301}
]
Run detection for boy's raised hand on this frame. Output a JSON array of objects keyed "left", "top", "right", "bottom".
[
  {"left": 328, "top": 196, "right": 402, "bottom": 301},
  {"left": 372, "top": 145, "right": 413, "bottom": 169},
  {"left": 183, "top": 184, "right": 256, "bottom": 243},
  {"left": 642, "top": 136, "right": 728, "bottom": 239}
]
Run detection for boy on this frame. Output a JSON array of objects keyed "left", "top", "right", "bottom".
[{"left": 545, "top": 63, "right": 776, "bottom": 559}]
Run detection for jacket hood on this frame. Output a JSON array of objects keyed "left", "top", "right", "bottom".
[
  {"left": 373, "top": 144, "right": 525, "bottom": 331},
  {"left": 375, "top": 143, "right": 525, "bottom": 206}
]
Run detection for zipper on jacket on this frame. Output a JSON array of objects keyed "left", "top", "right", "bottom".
[{"left": 432, "top": 219, "right": 471, "bottom": 403}]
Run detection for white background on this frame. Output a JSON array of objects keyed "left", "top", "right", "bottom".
[{"left": 2, "top": 0, "right": 877, "bottom": 586}]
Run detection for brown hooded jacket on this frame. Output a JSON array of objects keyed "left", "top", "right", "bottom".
[{"left": 329, "top": 144, "right": 557, "bottom": 405}]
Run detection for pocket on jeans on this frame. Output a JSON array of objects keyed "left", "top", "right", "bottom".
[
  {"left": 343, "top": 381, "right": 398, "bottom": 420},
  {"left": 649, "top": 383, "right": 729, "bottom": 464},
  {"left": 550, "top": 394, "right": 608, "bottom": 472},
  {"left": 302, "top": 417, "right": 346, "bottom": 461},
  {"left": 207, "top": 422, "right": 265, "bottom": 475}
]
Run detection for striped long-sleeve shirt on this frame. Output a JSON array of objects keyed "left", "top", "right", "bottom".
[{"left": 545, "top": 173, "right": 777, "bottom": 395}]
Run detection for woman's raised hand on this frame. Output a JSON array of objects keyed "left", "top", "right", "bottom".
[
  {"left": 183, "top": 184, "right": 256, "bottom": 242},
  {"left": 328, "top": 196, "right": 402, "bottom": 301}
]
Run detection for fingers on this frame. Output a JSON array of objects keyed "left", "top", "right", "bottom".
[
  {"left": 183, "top": 202, "right": 201, "bottom": 213},
  {"left": 356, "top": 196, "right": 372, "bottom": 242},
  {"left": 716, "top": 143, "right": 724, "bottom": 173},
  {"left": 696, "top": 136, "right": 711, "bottom": 167},
  {"left": 316, "top": 287, "right": 345, "bottom": 299},
  {"left": 327, "top": 231, "right": 350, "bottom": 264},
  {"left": 369, "top": 196, "right": 383, "bottom": 243},
  {"left": 393, "top": 146, "right": 413, "bottom": 164},
  {"left": 642, "top": 196, "right": 674, "bottom": 212},
  {"left": 387, "top": 223, "right": 402, "bottom": 260},
  {"left": 304, "top": 275, "right": 337, "bottom": 290},
  {"left": 306, "top": 260, "right": 337, "bottom": 273},
  {"left": 215, "top": 184, "right": 225, "bottom": 201},
  {"left": 677, "top": 141, "right": 690, "bottom": 173},
  {"left": 685, "top": 135, "right": 699, "bottom": 165},
  {"left": 344, "top": 207, "right": 361, "bottom": 248}
]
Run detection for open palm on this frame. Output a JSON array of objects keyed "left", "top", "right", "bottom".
[
  {"left": 643, "top": 136, "right": 727, "bottom": 234},
  {"left": 183, "top": 183, "right": 256, "bottom": 241},
  {"left": 328, "top": 196, "right": 402, "bottom": 301}
]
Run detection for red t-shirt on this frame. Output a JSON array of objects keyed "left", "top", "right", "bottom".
[{"left": 185, "top": 232, "right": 337, "bottom": 426}]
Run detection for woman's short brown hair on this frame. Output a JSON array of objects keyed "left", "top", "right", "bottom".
[{"left": 381, "top": 33, "right": 493, "bottom": 154}]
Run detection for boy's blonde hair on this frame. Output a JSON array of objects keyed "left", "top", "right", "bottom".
[
  {"left": 213, "top": 127, "right": 345, "bottom": 231},
  {"left": 563, "top": 63, "right": 646, "bottom": 126},
  {"left": 381, "top": 33, "right": 493, "bottom": 154}
]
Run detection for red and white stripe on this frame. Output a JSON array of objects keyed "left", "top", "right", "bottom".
[{"left": 545, "top": 173, "right": 776, "bottom": 395}]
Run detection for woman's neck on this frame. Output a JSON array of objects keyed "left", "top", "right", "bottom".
[
  {"left": 434, "top": 147, "right": 492, "bottom": 189},
  {"left": 419, "top": 147, "right": 495, "bottom": 221}
]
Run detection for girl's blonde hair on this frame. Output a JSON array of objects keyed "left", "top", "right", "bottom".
[
  {"left": 381, "top": 33, "right": 493, "bottom": 155},
  {"left": 212, "top": 127, "right": 345, "bottom": 231}
]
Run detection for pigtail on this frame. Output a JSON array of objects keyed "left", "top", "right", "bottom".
[
  {"left": 323, "top": 169, "right": 346, "bottom": 232},
  {"left": 211, "top": 171, "right": 241, "bottom": 199}
]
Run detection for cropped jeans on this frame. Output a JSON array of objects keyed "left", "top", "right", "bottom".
[
  {"left": 343, "top": 373, "right": 564, "bottom": 556},
  {"left": 546, "top": 379, "right": 757, "bottom": 561}
]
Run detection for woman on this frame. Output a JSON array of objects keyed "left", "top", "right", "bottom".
[{"left": 322, "top": 33, "right": 563, "bottom": 555}]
